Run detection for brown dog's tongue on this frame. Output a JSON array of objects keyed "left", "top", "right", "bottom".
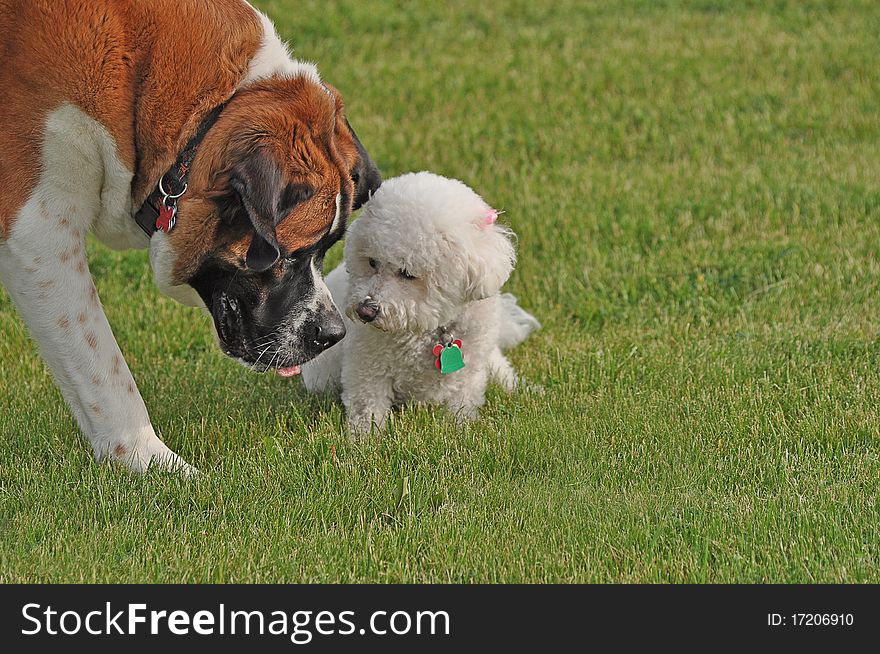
[{"left": 276, "top": 366, "right": 301, "bottom": 378}]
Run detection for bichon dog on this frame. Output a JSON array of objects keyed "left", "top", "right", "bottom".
[{"left": 302, "top": 171, "right": 540, "bottom": 436}]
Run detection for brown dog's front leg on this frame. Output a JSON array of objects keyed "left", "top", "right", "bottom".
[{"left": 0, "top": 180, "right": 192, "bottom": 474}]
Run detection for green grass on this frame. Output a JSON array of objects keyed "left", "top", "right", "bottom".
[{"left": 2, "top": 0, "right": 880, "bottom": 582}]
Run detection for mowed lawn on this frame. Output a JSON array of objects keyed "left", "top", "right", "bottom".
[{"left": 2, "top": 0, "right": 880, "bottom": 583}]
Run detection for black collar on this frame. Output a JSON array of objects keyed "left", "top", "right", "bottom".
[{"left": 134, "top": 103, "right": 228, "bottom": 237}]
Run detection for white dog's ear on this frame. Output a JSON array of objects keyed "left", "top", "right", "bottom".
[{"left": 464, "top": 210, "right": 516, "bottom": 301}]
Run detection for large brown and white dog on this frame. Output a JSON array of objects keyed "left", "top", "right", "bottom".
[{"left": 0, "top": 0, "right": 381, "bottom": 473}]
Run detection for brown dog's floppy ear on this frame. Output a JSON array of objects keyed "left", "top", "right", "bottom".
[
  {"left": 344, "top": 118, "right": 382, "bottom": 210},
  {"left": 229, "top": 154, "right": 284, "bottom": 273},
  {"left": 245, "top": 231, "right": 280, "bottom": 273}
]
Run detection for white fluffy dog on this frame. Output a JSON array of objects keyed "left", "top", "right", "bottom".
[{"left": 302, "top": 172, "right": 540, "bottom": 436}]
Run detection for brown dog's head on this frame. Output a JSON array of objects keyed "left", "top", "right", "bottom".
[{"left": 149, "top": 76, "right": 381, "bottom": 372}]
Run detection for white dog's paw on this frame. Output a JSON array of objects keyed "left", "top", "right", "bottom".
[
  {"left": 449, "top": 405, "right": 480, "bottom": 424},
  {"left": 348, "top": 420, "right": 371, "bottom": 441},
  {"left": 347, "top": 411, "right": 388, "bottom": 441},
  {"left": 498, "top": 372, "right": 519, "bottom": 393},
  {"left": 520, "top": 380, "right": 547, "bottom": 396}
]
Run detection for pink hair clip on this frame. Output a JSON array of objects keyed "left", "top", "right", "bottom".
[{"left": 483, "top": 208, "right": 499, "bottom": 227}]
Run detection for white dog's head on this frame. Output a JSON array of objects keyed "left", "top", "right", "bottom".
[{"left": 343, "top": 171, "right": 516, "bottom": 333}]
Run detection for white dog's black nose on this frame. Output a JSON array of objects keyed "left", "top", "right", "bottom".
[{"left": 356, "top": 299, "right": 380, "bottom": 323}]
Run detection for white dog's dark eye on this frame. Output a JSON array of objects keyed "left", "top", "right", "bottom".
[
  {"left": 398, "top": 269, "right": 416, "bottom": 280},
  {"left": 368, "top": 258, "right": 379, "bottom": 270}
]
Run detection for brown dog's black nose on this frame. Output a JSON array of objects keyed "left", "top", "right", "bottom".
[
  {"left": 314, "top": 321, "right": 346, "bottom": 351},
  {"left": 356, "top": 299, "right": 379, "bottom": 323},
  {"left": 306, "top": 309, "right": 346, "bottom": 354}
]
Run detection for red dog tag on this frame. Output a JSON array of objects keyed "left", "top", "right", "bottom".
[{"left": 156, "top": 203, "right": 177, "bottom": 233}]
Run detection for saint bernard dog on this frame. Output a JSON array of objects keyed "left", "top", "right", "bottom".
[{"left": 0, "top": 0, "right": 381, "bottom": 473}]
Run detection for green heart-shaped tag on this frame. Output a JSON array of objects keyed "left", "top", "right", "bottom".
[{"left": 440, "top": 344, "right": 465, "bottom": 374}]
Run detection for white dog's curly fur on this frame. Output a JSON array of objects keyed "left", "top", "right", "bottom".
[{"left": 302, "top": 171, "right": 540, "bottom": 436}]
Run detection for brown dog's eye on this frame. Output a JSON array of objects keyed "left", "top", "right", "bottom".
[
  {"left": 368, "top": 258, "right": 379, "bottom": 270},
  {"left": 398, "top": 269, "right": 416, "bottom": 280}
]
